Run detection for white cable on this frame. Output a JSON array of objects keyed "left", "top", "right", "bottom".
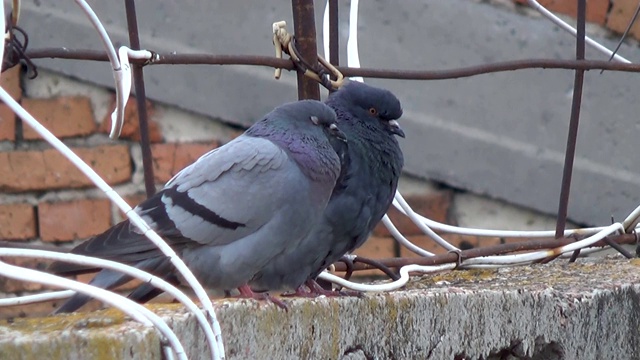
[
  {"left": 322, "top": 223, "right": 622, "bottom": 291},
  {"left": 0, "top": 248, "right": 218, "bottom": 360},
  {"left": 381, "top": 215, "right": 435, "bottom": 257},
  {"left": 322, "top": 221, "right": 621, "bottom": 290},
  {"left": 112, "top": 46, "right": 155, "bottom": 138},
  {"left": 391, "top": 192, "right": 609, "bottom": 238},
  {"left": 0, "top": 290, "right": 75, "bottom": 306},
  {"left": 323, "top": 1, "right": 330, "bottom": 61},
  {"left": 460, "top": 222, "right": 623, "bottom": 267},
  {"left": 319, "top": 263, "right": 456, "bottom": 292},
  {"left": 394, "top": 193, "right": 459, "bottom": 251},
  {"left": 0, "top": 88, "right": 224, "bottom": 360},
  {"left": 73, "top": 0, "right": 128, "bottom": 139},
  {"left": 73, "top": 3, "right": 155, "bottom": 139},
  {"left": 0, "top": 261, "right": 187, "bottom": 360},
  {"left": 527, "top": 0, "right": 631, "bottom": 63},
  {"left": 346, "top": 0, "right": 364, "bottom": 83},
  {"left": 622, "top": 202, "right": 640, "bottom": 232},
  {"left": 558, "top": 245, "right": 609, "bottom": 257}
]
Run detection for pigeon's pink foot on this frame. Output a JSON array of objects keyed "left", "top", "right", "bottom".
[
  {"left": 235, "top": 284, "right": 289, "bottom": 310},
  {"left": 282, "top": 279, "right": 362, "bottom": 298}
]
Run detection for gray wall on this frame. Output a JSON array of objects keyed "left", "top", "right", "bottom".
[{"left": 11, "top": 0, "right": 640, "bottom": 226}]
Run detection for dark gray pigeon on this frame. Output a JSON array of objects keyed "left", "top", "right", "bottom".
[
  {"left": 49, "top": 100, "right": 346, "bottom": 313},
  {"left": 250, "top": 81, "right": 404, "bottom": 293}
]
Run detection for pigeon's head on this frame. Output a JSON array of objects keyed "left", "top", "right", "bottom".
[
  {"left": 306, "top": 102, "right": 347, "bottom": 143},
  {"left": 274, "top": 100, "right": 347, "bottom": 143},
  {"left": 332, "top": 81, "right": 405, "bottom": 138}
]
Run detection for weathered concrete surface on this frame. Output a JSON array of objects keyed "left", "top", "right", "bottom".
[{"left": 1, "top": 257, "right": 640, "bottom": 359}]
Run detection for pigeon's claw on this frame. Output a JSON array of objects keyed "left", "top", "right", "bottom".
[
  {"left": 282, "top": 279, "right": 363, "bottom": 298},
  {"left": 234, "top": 284, "right": 289, "bottom": 310}
]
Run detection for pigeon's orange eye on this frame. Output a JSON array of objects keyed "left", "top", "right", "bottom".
[{"left": 369, "top": 107, "right": 378, "bottom": 116}]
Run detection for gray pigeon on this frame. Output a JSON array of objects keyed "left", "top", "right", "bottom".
[
  {"left": 250, "top": 81, "right": 404, "bottom": 293},
  {"left": 49, "top": 100, "right": 346, "bottom": 313}
]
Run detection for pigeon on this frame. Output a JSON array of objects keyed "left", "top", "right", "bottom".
[
  {"left": 49, "top": 99, "right": 347, "bottom": 313},
  {"left": 250, "top": 81, "right": 404, "bottom": 293}
]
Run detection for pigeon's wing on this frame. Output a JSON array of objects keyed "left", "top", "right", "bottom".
[
  {"left": 50, "top": 135, "right": 298, "bottom": 272},
  {"left": 154, "top": 135, "right": 296, "bottom": 246}
]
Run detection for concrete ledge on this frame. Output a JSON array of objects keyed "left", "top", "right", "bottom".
[{"left": 1, "top": 257, "right": 640, "bottom": 359}]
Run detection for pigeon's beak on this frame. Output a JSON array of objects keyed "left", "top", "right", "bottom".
[
  {"left": 330, "top": 123, "right": 348, "bottom": 142},
  {"left": 388, "top": 120, "right": 405, "bottom": 138}
]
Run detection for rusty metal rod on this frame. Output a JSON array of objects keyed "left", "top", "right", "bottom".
[
  {"left": 25, "top": 48, "right": 640, "bottom": 78},
  {"left": 329, "top": 0, "right": 339, "bottom": 67},
  {"left": 124, "top": 0, "right": 156, "bottom": 198},
  {"left": 556, "top": 0, "right": 586, "bottom": 257},
  {"left": 331, "top": 233, "right": 637, "bottom": 272},
  {"left": 328, "top": 0, "right": 339, "bottom": 94},
  {"left": 291, "top": 0, "right": 320, "bottom": 100}
]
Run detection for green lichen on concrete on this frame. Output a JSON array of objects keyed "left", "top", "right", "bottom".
[
  {"left": 0, "top": 339, "right": 64, "bottom": 360},
  {"left": 73, "top": 333, "right": 130, "bottom": 360},
  {"left": 0, "top": 307, "right": 160, "bottom": 360},
  {"left": 2, "top": 257, "right": 640, "bottom": 359},
  {"left": 292, "top": 298, "right": 342, "bottom": 359},
  {"left": 0, "top": 308, "right": 128, "bottom": 334},
  {"left": 630, "top": 258, "right": 640, "bottom": 267},
  {"left": 428, "top": 268, "right": 497, "bottom": 284}
]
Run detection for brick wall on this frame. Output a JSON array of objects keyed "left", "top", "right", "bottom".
[
  {"left": 513, "top": 0, "right": 640, "bottom": 40},
  {"left": 0, "top": 66, "right": 226, "bottom": 306}
]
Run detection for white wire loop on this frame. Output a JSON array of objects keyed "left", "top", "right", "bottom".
[
  {"left": 0, "top": 248, "right": 218, "bottom": 360},
  {"left": 0, "top": 260, "right": 188, "bottom": 360}
]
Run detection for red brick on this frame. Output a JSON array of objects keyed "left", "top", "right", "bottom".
[
  {"left": 354, "top": 236, "right": 397, "bottom": 259},
  {"left": 0, "top": 65, "right": 22, "bottom": 101},
  {"left": 124, "top": 193, "right": 147, "bottom": 207},
  {"left": 514, "top": 0, "right": 609, "bottom": 25},
  {"left": 0, "top": 104, "right": 15, "bottom": 141},
  {"left": 151, "top": 142, "right": 218, "bottom": 183},
  {"left": 0, "top": 203, "right": 36, "bottom": 240},
  {"left": 99, "top": 97, "right": 162, "bottom": 143},
  {"left": 350, "top": 236, "right": 397, "bottom": 276},
  {"left": 0, "top": 145, "right": 132, "bottom": 192},
  {"left": 0, "top": 257, "right": 50, "bottom": 293},
  {"left": 21, "top": 97, "right": 96, "bottom": 140},
  {"left": 607, "top": 0, "right": 640, "bottom": 39},
  {"left": 373, "top": 190, "right": 453, "bottom": 237},
  {"left": 38, "top": 199, "right": 112, "bottom": 242}
]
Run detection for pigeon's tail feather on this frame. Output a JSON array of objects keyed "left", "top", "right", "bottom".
[
  {"left": 54, "top": 294, "right": 92, "bottom": 314},
  {"left": 53, "top": 257, "right": 170, "bottom": 314},
  {"left": 127, "top": 258, "right": 179, "bottom": 304},
  {"left": 53, "top": 268, "right": 134, "bottom": 314}
]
